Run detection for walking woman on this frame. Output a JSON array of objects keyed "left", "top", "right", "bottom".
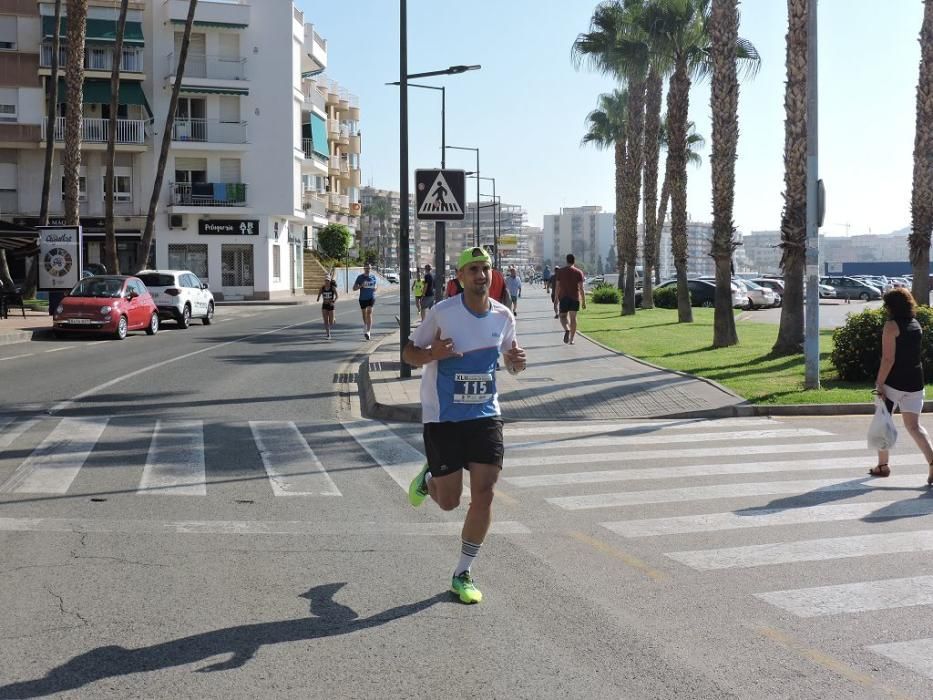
[
  {"left": 869, "top": 287, "right": 933, "bottom": 485},
  {"left": 317, "top": 275, "right": 338, "bottom": 339}
]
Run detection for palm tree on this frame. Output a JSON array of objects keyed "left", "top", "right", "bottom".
[
  {"left": 365, "top": 196, "right": 391, "bottom": 267},
  {"left": 580, "top": 88, "right": 628, "bottom": 293},
  {"left": 640, "top": 66, "right": 663, "bottom": 307},
  {"left": 709, "top": 0, "right": 740, "bottom": 347},
  {"left": 104, "top": 0, "right": 129, "bottom": 275},
  {"left": 772, "top": 0, "right": 809, "bottom": 355},
  {"left": 910, "top": 0, "right": 933, "bottom": 304},
  {"left": 63, "top": 0, "right": 88, "bottom": 226},
  {"left": 572, "top": 0, "right": 649, "bottom": 316},
  {"left": 139, "top": 0, "right": 198, "bottom": 270}
]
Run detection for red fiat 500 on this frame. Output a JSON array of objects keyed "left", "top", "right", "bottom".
[{"left": 53, "top": 275, "right": 160, "bottom": 340}]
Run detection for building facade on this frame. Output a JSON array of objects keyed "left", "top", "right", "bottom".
[{"left": 542, "top": 206, "right": 614, "bottom": 273}]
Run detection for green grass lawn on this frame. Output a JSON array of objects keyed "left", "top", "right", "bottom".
[{"left": 576, "top": 303, "right": 877, "bottom": 404}]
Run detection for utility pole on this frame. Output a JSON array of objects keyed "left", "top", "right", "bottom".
[{"left": 804, "top": 0, "right": 821, "bottom": 389}]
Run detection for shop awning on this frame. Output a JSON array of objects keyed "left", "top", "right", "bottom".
[
  {"left": 309, "top": 113, "right": 328, "bottom": 158},
  {"left": 0, "top": 220, "right": 38, "bottom": 254},
  {"left": 57, "top": 79, "right": 153, "bottom": 117},
  {"left": 42, "top": 17, "right": 145, "bottom": 45},
  {"left": 179, "top": 85, "right": 249, "bottom": 96}
]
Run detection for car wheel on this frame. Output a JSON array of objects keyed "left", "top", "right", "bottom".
[
  {"left": 202, "top": 302, "right": 214, "bottom": 325},
  {"left": 859, "top": 292, "right": 870, "bottom": 301},
  {"left": 146, "top": 313, "right": 159, "bottom": 335},
  {"left": 178, "top": 304, "right": 191, "bottom": 329},
  {"left": 700, "top": 300, "right": 714, "bottom": 308},
  {"left": 114, "top": 315, "right": 128, "bottom": 340}
]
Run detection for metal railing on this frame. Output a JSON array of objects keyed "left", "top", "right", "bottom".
[
  {"left": 308, "top": 25, "right": 327, "bottom": 51},
  {"left": 41, "top": 44, "right": 144, "bottom": 72},
  {"left": 293, "top": 5, "right": 304, "bottom": 24},
  {"left": 170, "top": 182, "right": 248, "bottom": 207},
  {"left": 302, "top": 190, "right": 326, "bottom": 217},
  {"left": 42, "top": 116, "right": 146, "bottom": 144},
  {"left": 302, "top": 82, "right": 326, "bottom": 111},
  {"left": 167, "top": 52, "right": 247, "bottom": 81},
  {"left": 302, "top": 139, "right": 327, "bottom": 164},
  {"left": 172, "top": 118, "right": 248, "bottom": 144}
]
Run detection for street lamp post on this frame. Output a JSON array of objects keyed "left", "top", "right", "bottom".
[
  {"left": 445, "top": 146, "right": 480, "bottom": 246},
  {"left": 469, "top": 174, "right": 497, "bottom": 266}
]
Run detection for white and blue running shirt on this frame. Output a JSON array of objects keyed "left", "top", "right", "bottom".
[{"left": 410, "top": 294, "right": 517, "bottom": 424}]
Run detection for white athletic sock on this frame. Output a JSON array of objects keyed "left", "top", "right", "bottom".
[{"left": 455, "top": 539, "right": 482, "bottom": 576}]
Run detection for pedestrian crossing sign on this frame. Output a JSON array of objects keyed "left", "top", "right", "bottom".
[{"left": 415, "top": 169, "right": 466, "bottom": 221}]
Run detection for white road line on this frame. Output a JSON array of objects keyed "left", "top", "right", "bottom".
[
  {"left": 503, "top": 417, "right": 781, "bottom": 436},
  {"left": 43, "top": 346, "right": 72, "bottom": 353},
  {"left": 250, "top": 421, "right": 341, "bottom": 496},
  {"left": 0, "top": 353, "right": 33, "bottom": 362},
  {"left": 755, "top": 576, "right": 933, "bottom": 617},
  {"left": 868, "top": 638, "right": 933, "bottom": 680},
  {"left": 509, "top": 428, "right": 832, "bottom": 452},
  {"left": 138, "top": 420, "right": 206, "bottom": 496},
  {"left": 504, "top": 441, "right": 868, "bottom": 468},
  {"left": 341, "top": 419, "right": 423, "bottom": 490},
  {"left": 0, "top": 416, "right": 40, "bottom": 450},
  {"left": 0, "top": 516, "right": 529, "bottom": 536},
  {"left": 666, "top": 530, "right": 933, "bottom": 571},
  {"left": 546, "top": 475, "right": 923, "bottom": 511},
  {"left": 604, "top": 497, "right": 933, "bottom": 537},
  {"left": 0, "top": 417, "right": 108, "bottom": 494}
]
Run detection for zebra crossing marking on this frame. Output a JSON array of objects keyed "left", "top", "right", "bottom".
[
  {"left": 603, "top": 497, "right": 933, "bottom": 538},
  {"left": 502, "top": 417, "right": 780, "bottom": 437},
  {"left": 250, "top": 421, "right": 341, "bottom": 496},
  {"left": 546, "top": 475, "right": 924, "bottom": 511},
  {"left": 868, "top": 638, "right": 933, "bottom": 681},
  {"left": 138, "top": 420, "right": 206, "bottom": 496},
  {"left": 509, "top": 427, "right": 831, "bottom": 451},
  {"left": 340, "top": 419, "right": 423, "bottom": 490},
  {"left": 0, "top": 417, "right": 108, "bottom": 494},
  {"left": 666, "top": 529, "right": 933, "bottom": 571},
  {"left": 0, "top": 416, "right": 39, "bottom": 450},
  {"left": 755, "top": 575, "right": 933, "bottom": 617}
]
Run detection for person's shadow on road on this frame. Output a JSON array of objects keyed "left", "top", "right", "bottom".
[{"left": 0, "top": 583, "right": 450, "bottom": 699}]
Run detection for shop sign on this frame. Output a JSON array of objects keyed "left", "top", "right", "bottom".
[
  {"left": 198, "top": 219, "right": 260, "bottom": 236},
  {"left": 38, "top": 226, "right": 82, "bottom": 291}
]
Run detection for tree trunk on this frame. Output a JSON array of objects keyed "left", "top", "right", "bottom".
[
  {"left": 620, "top": 71, "right": 646, "bottom": 316},
  {"left": 710, "top": 0, "right": 740, "bottom": 347},
  {"left": 641, "top": 68, "right": 663, "bottom": 309},
  {"left": 25, "top": 0, "right": 63, "bottom": 298},
  {"left": 667, "top": 58, "right": 693, "bottom": 323},
  {"left": 773, "top": 0, "right": 809, "bottom": 355},
  {"left": 614, "top": 138, "right": 626, "bottom": 300},
  {"left": 910, "top": 0, "right": 933, "bottom": 305},
  {"left": 0, "top": 251, "right": 15, "bottom": 291},
  {"left": 63, "top": 0, "right": 87, "bottom": 227},
  {"left": 104, "top": 0, "right": 129, "bottom": 275},
  {"left": 655, "top": 160, "right": 671, "bottom": 285},
  {"left": 139, "top": 0, "right": 198, "bottom": 269}
]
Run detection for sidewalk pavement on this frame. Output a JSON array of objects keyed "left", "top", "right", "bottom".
[
  {"left": 359, "top": 288, "right": 750, "bottom": 422},
  {"left": 0, "top": 307, "right": 53, "bottom": 345}
]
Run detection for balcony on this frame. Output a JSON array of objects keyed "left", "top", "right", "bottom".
[
  {"left": 167, "top": 52, "right": 247, "bottom": 81},
  {"left": 172, "top": 119, "right": 248, "bottom": 145},
  {"left": 339, "top": 194, "right": 350, "bottom": 214},
  {"left": 328, "top": 156, "right": 340, "bottom": 176},
  {"left": 170, "top": 182, "right": 248, "bottom": 208},
  {"left": 302, "top": 81, "right": 326, "bottom": 111},
  {"left": 163, "top": 0, "right": 250, "bottom": 29},
  {"left": 327, "top": 118, "right": 339, "bottom": 141},
  {"left": 348, "top": 94, "right": 360, "bottom": 121},
  {"left": 303, "top": 23, "right": 327, "bottom": 74},
  {"left": 337, "top": 124, "right": 350, "bottom": 146},
  {"left": 302, "top": 190, "right": 326, "bottom": 218},
  {"left": 42, "top": 117, "right": 146, "bottom": 145},
  {"left": 41, "top": 44, "right": 144, "bottom": 74},
  {"left": 326, "top": 193, "right": 340, "bottom": 213}
]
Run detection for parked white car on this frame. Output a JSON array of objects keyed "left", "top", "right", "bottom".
[
  {"left": 738, "top": 279, "right": 776, "bottom": 309},
  {"left": 135, "top": 269, "right": 214, "bottom": 328}
]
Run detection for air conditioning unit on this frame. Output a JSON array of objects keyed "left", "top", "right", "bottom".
[{"left": 168, "top": 213, "right": 185, "bottom": 229}]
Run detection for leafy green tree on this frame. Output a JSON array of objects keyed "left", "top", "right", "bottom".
[{"left": 318, "top": 223, "right": 352, "bottom": 260}]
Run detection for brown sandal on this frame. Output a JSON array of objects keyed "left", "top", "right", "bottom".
[{"left": 868, "top": 464, "right": 890, "bottom": 477}]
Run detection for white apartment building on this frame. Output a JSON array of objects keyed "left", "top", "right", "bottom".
[
  {"left": 359, "top": 186, "right": 435, "bottom": 270},
  {"left": 1, "top": 0, "right": 359, "bottom": 300},
  {"left": 542, "top": 206, "right": 614, "bottom": 272},
  {"left": 653, "top": 221, "right": 746, "bottom": 279},
  {"left": 445, "top": 201, "right": 527, "bottom": 273}
]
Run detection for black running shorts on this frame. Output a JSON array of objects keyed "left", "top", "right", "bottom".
[
  {"left": 559, "top": 297, "right": 580, "bottom": 313},
  {"left": 322, "top": 303, "right": 334, "bottom": 311},
  {"left": 423, "top": 417, "right": 504, "bottom": 477},
  {"left": 359, "top": 298, "right": 375, "bottom": 309}
]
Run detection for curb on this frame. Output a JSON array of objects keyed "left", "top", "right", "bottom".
[
  {"left": 0, "top": 327, "right": 54, "bottom": 345},
  {"left": 357, "top": 352, "right": 421, "bottom": 422}
]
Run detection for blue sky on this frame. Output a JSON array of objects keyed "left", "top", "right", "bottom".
[{"left": 297, "top": 0, "right": 922, "bottom": 237}]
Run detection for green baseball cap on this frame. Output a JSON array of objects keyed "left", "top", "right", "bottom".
[{"left": 457, "top": 246, "right": 492, "bottom": 270}]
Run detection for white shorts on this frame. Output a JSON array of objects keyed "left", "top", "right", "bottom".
[{"left": 883, "top": 385, "right": 925, "bottom": 414}]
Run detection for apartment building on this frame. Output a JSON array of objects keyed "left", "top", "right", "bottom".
[
  {"left": 443, "top": 201, "right": 527, "bottom": 274},
  {"left": 359, "top": 186, "right": 435, "bottom": 270},
  {"left": 1, "top": 0, "right": 359, "bottom": 300},
  {"left": 542, "top": 206, "right": 614, "bottom": 272}
]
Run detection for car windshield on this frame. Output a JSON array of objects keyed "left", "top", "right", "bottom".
[
  {"left": 136, "top": 273, "right": 175, "bottom": 287},
  {"left": 69, "top": 278, "right": 124, "bottom": 298},
  {"left": 742, "top": 280, "right": 763, "bottom": 290}
]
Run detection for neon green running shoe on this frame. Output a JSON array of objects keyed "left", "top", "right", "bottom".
[
  {"left": 450, "top": 571, "right": 483, "bottom": 604},
  {"left": 408, "top": 462, "right": 431, "bottom": 507}
]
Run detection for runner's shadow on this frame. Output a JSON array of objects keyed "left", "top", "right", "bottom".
[{"left": 0, "top": 583, "right": 449, "bottom": 699}]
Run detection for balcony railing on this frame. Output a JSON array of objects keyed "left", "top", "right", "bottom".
[
  {"left": 167, "top": 52, "right": 247, "bottom": 81},
  {"left": 302, "top": 190, "right": 326, "bottom": 217},
  {"left": 302, "top": 82, "right": 326, "bottom": 111},
  {"left": 172, "top": 118, "right": 248, "bottom": 144},
  {"left": 41, "top": 44, "right": 144, "bottom": 72},
  {"left": 42, "top": 116, "right": 146, "bottom": 144},
  {"left": 171, "top": 182, "right": 248, "bottom": 207}
]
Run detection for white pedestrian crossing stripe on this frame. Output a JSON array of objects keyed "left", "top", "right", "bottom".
[
  {"left": 755, "top": 575, "right": 933, "bottom": 617},
  {"left": 509, "top": 427, "right": 831, "bottom": 451},
  {"left": 139, "top": 420, "right": 206, "bottom": 495},
  {"left": 502, "top": 417, "right": 780, "bottom": 437},
  {"left": 868, "top": 638, "right": 933, "bottom": 681},
  {"left": 250, "top": 421, "right": 341, "bottom": 496}
]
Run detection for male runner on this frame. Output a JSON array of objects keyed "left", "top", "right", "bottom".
[
  {"left": 402, "top": 246, "right": 527, "bottom": 604},
  {"left": 316, "top": 275, "right": 338, "bottom": 339},
  {"left": 547, "top": 265, "right": 559, "bottom": 318},
  {"left": 555, "top": 253, "right": 586, "bottom": 344},
  {"left": 352, "top": 262, "right": 377, "bottom": 340},
  {"left": 412, "top": 273, "right": 425, "bottom": 317},
  {"left": 505, "top": 266, "right": 522, "bottom": 316},
  {"left": 420, "top": 264, "right": 436, "bottom": 320}
]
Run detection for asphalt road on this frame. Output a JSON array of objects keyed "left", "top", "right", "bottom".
[{"left": 1, "top": 293, "right": 932, "bottom": 698}]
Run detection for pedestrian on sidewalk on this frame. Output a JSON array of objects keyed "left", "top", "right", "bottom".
[
  {"left": 547, "top": 266, "right": 559, "bottom": 318},
  {"left": 420, "top": 264, "right": 436, "bottom": 320},
  {"left": 316, "top": 275, "right": 338, "bottom": 339},
  {"left": 869, "top": 287, "right": 933, "bottom": 485},
  {"left": 541, "top": 264, "right": 551, "bottom": 289},
  {"left": 352, "top": 262, "right": 377, "bottom": 340},
  {"left": 555, "top": 254, "right": 586, "bottom": 344},
  {"left": 402, "top": 245, "right": 527, "bottom": 605},
  {"left": 412, "top": 272, "right": 425, "bottom": 317},
  {"left": 505, "top": 266, "right": 522, "bottom": 317}
]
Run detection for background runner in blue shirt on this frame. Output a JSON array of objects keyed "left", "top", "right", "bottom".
[{"left": 352, "top": 262, "right": 377, "bottom": 340}]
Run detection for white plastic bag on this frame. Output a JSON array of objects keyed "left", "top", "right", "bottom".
[{"left": 867, "top": 396, "right": 898, "bottom": 450}]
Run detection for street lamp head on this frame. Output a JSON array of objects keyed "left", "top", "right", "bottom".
[{"left": 447, "top": 64, "right": 481, "bottom": 74}]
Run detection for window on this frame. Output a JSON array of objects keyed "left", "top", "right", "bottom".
[
  {"left": 272, "top": 244, "right": 281, "bottom": 283},
  {"left": 61, "top": 174, "right": 87, "bottom": 202},
  {"left": 102, "top": 172, "right": 132, "bottom": 202},
  {"left": 0, "top": 16, "right": 16, "bottom": 51},
  {"left": 168, "top": 244, "right": 208, "bottom": 280},
  {"left": 0, "top": 88, "right": 16, "bottom": 123}
]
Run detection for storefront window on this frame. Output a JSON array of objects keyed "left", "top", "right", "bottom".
[{"left": 168, "top": 243, "right": 208, "bottom": 280}]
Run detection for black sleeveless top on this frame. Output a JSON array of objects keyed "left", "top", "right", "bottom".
[
  {"left": 886, "top": 317, "right": 924, "bottom": 392},
  {"left": 320, "top": 285, "right": 336, "bottom": 303}
]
